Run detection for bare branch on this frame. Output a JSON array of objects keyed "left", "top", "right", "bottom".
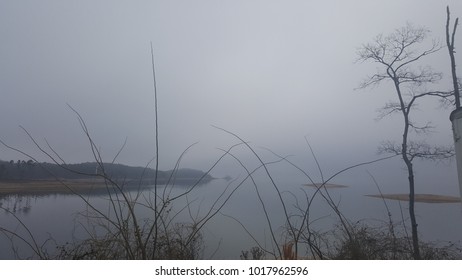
[
  {"left": 358, "top": 73, "right": 391, "bottom": 89},
  {"left": 357, "top": 23, "right": 442, "bottom": 94},
  {"left": 408, "top": 121, "right": 435, "bottom": 134},
  {"left": 378, "top": 141, "right": 401, "bottom": 156},
  {"left": 406, "top": 141, "right": 454, "bottom": 161},
  {"left": 376, "top": 101, "right": 403, "bottom": 120},
  {"left": 397, "top": 66, "right": 442, "bottom": 85},
  {"left": 378, "top": 140, "right": 454, "bottom": 161}
]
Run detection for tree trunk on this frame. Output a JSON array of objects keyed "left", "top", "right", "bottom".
[
  {"left": 446, "top": 6, "right": 460, "bottom": 108},
  {"left": 402, "top": 117, "right": 421, "bottom": 259},
  {"left": 396, "top": 77, "right": 421, "bottom": 259},
  {"left": 403, "top": 157, "right": 421, "bottom": 259}
]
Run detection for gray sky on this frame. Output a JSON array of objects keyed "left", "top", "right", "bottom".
[{"left": 1, "top": 0, "right": 461, "bottom": 172}]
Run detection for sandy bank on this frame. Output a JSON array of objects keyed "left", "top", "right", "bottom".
[
  {"left": 0, "top": 179, "right": 129, "bottom": 196},
  {"left": 365, "top": 193, "right": 461, "bottom": 203}
]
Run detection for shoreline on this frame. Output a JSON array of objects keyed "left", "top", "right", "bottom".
[
  {"left": 365, "top": 193, "right": 461, "bottom": 203},
  {"left": 0, "top": 179, "right": 116, "bottom": 196},
  {"left": 0, "top": 177, "right": 214, "bottom": 197}
]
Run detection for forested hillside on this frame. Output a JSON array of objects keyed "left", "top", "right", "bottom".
[{"left": 0, "top": 160, "right": 213, "bottom": 182}]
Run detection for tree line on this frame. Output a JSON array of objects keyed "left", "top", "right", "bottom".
[{"left": 0, "top": 159, "right": 212, "bottom": 182}]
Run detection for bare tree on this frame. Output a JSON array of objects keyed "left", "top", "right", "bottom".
[
  {"left": 446, "top": 6, "right": 460, "bottom": 108},
  {"left": 357, "top": 23, "right": 453, "bottom": 259}
]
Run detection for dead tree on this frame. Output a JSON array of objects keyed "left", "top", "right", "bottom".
[
  {"left": 357, "top": 23, "right": 453, "bottom": 259},
  {"left": 446, "top": 6, "right": 460, "bottom": 108}
]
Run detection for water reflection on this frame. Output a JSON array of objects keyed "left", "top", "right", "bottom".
[
  {"left": 0, "top": 195, "right": 33, "bottom": 215},
  {"left": 1, "top": 169, "right": 462, "bottom": 259}
]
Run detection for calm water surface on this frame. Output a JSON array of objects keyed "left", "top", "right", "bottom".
[{"left": 1, "top": 160, "right": 462, "bottom": 259}]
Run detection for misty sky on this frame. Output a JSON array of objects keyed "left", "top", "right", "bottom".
[{"left": 1, "top": 0, "right": 461, "bottom": 174}]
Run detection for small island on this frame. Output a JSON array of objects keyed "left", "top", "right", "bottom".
[
  {"left": 303, "top": 183, "right": 349, "bottom": 189},
  {"left": 365, "top": 193, "right": 461, "bottom": 203}
]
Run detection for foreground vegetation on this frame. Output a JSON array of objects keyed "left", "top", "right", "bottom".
[
  {"left": 1, "top": 131, "right": 460, "bottom": 260},
  {"left": 1, "top": 7, "right": 461, "bottom": 259}
]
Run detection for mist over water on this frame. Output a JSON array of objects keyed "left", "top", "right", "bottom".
[
  {"left": 1, "top": 154, "right": 461, "bottom": 259},
  {"left": 1, "top": 0, "right": 462, "bottom": 261}
]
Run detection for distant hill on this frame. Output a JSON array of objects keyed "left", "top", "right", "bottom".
[{"left": 0, "top": 159, "right": 213, "bottom": 184}]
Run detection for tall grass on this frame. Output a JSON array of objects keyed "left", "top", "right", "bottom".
[{"left": 0, "top": 47, "right": 460, "bottom": 259}]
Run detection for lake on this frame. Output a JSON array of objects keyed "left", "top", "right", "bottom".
[{"left": 1, "top": 157, "right": 462, "bottom": 259}]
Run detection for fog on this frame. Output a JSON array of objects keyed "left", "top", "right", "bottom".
[
  {"left": 2, "top": 1, "right": 462, "bottom": 261},
  {"left": 1, "top": 0, "right": 461, "bottom": 178}
]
